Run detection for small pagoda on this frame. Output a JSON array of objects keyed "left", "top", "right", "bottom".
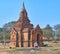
[{"left": 9, "top": 3, "right": 43, "bottom": 47}]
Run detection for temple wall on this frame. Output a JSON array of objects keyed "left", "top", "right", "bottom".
[
  {"left": 19, "top": 42, "right": 21, "bottom": 47},
  {"left": 23, "top": 32, "right": 28, "bottom": 47},
  {"left": 30, "top": 41, "right": 32, "bottom": 47},
  {"left": 23, "top": 32, "right": 28, "bottom": 41},
  {"left": 23, "top": 41, "right": 28, "bottom": 47},
  {"left": 9, "top": 30, "right": 17, "bottom": 47},
  {"left": 18, "top": 31, "right": 21, "bottom": 42}
]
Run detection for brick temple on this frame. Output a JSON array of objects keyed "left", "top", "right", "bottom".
[{"left": 9, "top": 3, "right": 43, "bottom": 47}]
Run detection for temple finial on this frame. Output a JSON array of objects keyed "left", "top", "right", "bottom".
[{"left": 22, "top": 2, "right": 25, "bottom": 11}]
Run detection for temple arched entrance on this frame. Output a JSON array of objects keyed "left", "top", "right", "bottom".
[{"left": 37, "top": 34, "right": 40, "bottom": 46}]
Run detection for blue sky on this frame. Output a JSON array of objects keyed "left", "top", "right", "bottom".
[{"left": 0, "top": 0, "right": 60, "bottom": 28}]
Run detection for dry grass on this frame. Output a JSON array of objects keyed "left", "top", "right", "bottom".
[{"left": 0, "top": 41, "right": 60, "bottom": 54}]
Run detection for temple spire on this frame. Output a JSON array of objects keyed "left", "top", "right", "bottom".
[
  {"left": 22, "top": 2, "right": 25, "bottom": 11},
  {"left": 19, "top": 2, "right": 28, "bottom": 18}
]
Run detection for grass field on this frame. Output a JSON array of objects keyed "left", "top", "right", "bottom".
[{"left": 0, "top": 41, "right": 60, "bottom": 54}]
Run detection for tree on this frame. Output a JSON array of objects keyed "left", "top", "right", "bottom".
[
  {"left": 54, "top": 24, "right": 60, "bottom": 40},
  {"left": 3, "top": 21, "right": 17, "bottom": 31},
  {"left": 0, "top": 28, "right": 3, "bottom": 32},
  {"left": 54, "top": 24, "right": 60, "bottom": 34},
  {"left": 43, "top": 24, "right": 53, "bottom": 41},
  {"left": 2, "top": 21, "right": 17, "bottom": 42}
]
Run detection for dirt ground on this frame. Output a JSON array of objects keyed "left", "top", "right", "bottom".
[{"left": 0, "top": 41, "right": 60, "bottom": 54}]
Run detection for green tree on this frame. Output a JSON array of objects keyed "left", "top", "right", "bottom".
[
  {"left": 0, "top": 28, "right": 3, "bottom": 32},
  {"left": 54, "top": 24, "right": 60, "bottom": 40},
  {"left": 54, "top": 24, "right": 60, "bottom": 34},
  {"left": 43, "top": 24, "right": 53, "bottom": 41},
  {"left": 3, "top": 21, "right": 17, "bottom": 31}
]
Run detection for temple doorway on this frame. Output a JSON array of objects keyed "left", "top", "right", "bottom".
[{"left": 37, "top": 34, "right": 40, "bottom": 46}]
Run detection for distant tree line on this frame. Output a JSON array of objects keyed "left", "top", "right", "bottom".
[
  {"left": 0, "top": 21, "right": 60, "bottom": 42},
  {"left": 43, "top": 24, "right": 60, "bottom": 41}
]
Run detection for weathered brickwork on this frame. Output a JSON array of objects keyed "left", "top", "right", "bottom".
[{"left": 9, "top": 3, "right": 43, "bottom": 47}]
